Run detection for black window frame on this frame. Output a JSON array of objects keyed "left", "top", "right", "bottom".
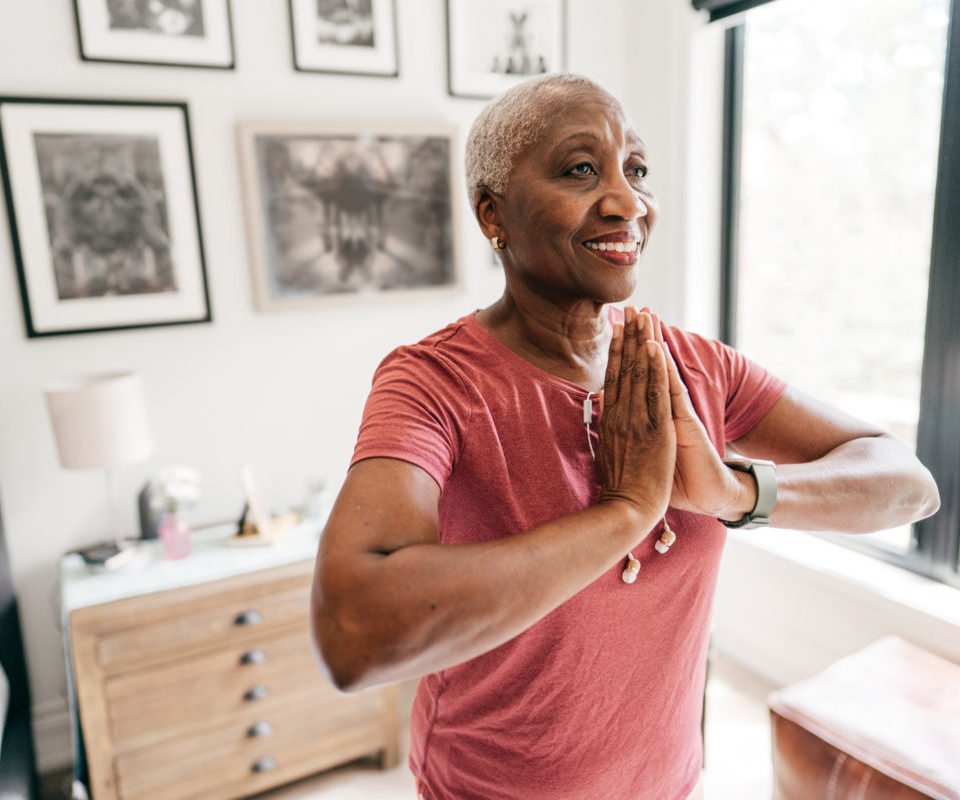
[{"left": 719, "top": 0, "right": 960, "bottom": 587}]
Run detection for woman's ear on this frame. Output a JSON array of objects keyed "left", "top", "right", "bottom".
[{"left": 474, "top": 187, "right": 502, "bottom": 240}]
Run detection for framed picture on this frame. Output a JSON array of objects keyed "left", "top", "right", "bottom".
[
  {"left": 446, "top": 0, "right": 566, "bottom": 98},
  {"left": 288, "top": 0, "right": 399, "bottom": 77},
  {"left": 72, "top": 0, "right": 236, "bottom": 69},
  {"left": 237, "top": 121, "right": 460, "bottom": 311},
  {"left": 0, "top": 97, "right": 212, "bottom": 337}
]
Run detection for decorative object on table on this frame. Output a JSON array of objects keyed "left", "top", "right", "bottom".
[
  {"left": 288, "top": 0, "right": 398, "bottom": 77},
  {"left": 72, "top": 0, "right": 236, "bottom": 69},
  {"left": 148, "top": 465, "right": 200, "bottom": 559},
  {"left": 228, "top": 463, "right": 297, "bottom": 546},
  {"left": 137, "top": 481, "right": 161, "bottom": 539},
  {"left": 45, "top": 371, "right": 154, "bottom": 569},
  {"left": 0, "top": 97, "right": 211, "bottom": 337},
  {"left": 237, "top": 121, "right": 460, "bottom": 311},
  {"left": 445, "top": 0, "right": 566, "bottom": 99},
  {"left": 296, "top": 472, "right": 329, "bottom": 520}
]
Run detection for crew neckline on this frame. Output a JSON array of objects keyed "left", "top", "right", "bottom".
[{"left": 462, "top": 310, "right": 620, "bottom": 398}]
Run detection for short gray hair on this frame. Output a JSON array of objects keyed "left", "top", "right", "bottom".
[{"left": 464, "top": 73, "right": 611, "bottom": 199}]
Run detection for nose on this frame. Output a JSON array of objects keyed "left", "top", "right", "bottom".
[{"left": 596, "top": 172, "right": 648, "bottom": 221}]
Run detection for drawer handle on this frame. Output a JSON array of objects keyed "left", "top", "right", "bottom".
[
  {"left": 240, "top": 649, "right": 266, "bottom": 666},
  {"left": 246, "top": 721, "right": 273, "bottom": 738},
  {"left": 244, "top": 685, "right": 268, "bottom": 702},
  {"left": 234, "top": 610, "right": 262, "bottom": 626},
  {"left": 251, "top": 756, "right": 276, "bottom": 773}
]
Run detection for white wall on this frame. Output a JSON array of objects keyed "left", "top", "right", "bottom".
[{"left": 0, "top": 0, "right": 716, "bottom": 771}]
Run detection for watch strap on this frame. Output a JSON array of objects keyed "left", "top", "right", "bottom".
[{"left": 720, "top": 459, "right": 777, "bottom": 529}]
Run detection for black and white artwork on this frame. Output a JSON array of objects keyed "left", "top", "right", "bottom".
[
  {"left": 446, "top": 0, "right": 565, "bottom": 98},
  {"left": 73, "top": 0, "right": 235, "bottom": 68},
  {"left": 237, "top": 123, "right": 459, "bottom": 309},
  {"left": 288, "top": 0, "right": 398, "bottom": 76},
  {"left": 35, "top": 133, "right": 177, "bottom": 300},
  {"left": 105, "top": 0, "right": 206, "bottom": 36},
  {"left": 315, "top": 0, "right": 374, "bottom": 46},
  {"left": 0, "top": 98, "right": 211, "bottom": 337}
]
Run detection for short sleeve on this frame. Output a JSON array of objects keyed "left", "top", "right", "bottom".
[
  {"left": 663, "top": 326, "right": 786, "bottom": 444},
  {"left": 350, "top": 346, "right": 471, "bottom": 491},
  {"left": 715, "top": 340, "right": 787, "bottom": 442}
]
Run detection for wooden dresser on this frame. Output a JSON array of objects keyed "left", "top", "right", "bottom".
[{"left": 61, "top": 523, "right": 399, "bottom": 800}]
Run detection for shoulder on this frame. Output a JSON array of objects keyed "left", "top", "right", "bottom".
[
  {"left": 374, "top": 313, "right": 491, "bottom": 390},
  {"left": 370, "top": 315, "right": 489, "bottom": 412}
]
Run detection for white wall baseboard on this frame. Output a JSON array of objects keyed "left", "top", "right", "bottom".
[{"left": 713, "top": 531, "right": 960, "bottom": 689}]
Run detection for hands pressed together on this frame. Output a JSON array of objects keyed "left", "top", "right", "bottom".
[{"left": 595, "top": 307, "right": 754, "bottom": 526}]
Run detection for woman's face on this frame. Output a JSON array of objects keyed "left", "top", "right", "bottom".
[{"left": 492, "top": 86, "right": 658, "bottom": 306}]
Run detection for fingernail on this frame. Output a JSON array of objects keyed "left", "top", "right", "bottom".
[{"left": 612, "top": 322, "right": 624, "bottom": 339}]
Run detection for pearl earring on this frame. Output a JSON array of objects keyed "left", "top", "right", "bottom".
[{"left": 490, "top": 235, "right": 506, "bottom": 251}]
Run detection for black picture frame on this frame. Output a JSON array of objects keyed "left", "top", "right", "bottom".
[
  {"left": 0, "top": 96, "right": 212, "bottom": 338},
  {"left": 288, "top": 0, "right": 399, "bottom": 77},
  {"left": 445, "top": 0, "right": 566, "bottom": 99},
  {"left": 72, "top": 0, "right": 236, "bottom": 70}
]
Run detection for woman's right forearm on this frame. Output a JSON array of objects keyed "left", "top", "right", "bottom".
[{"left": 312, "top": 498, "right": 655, "bottom": 692}]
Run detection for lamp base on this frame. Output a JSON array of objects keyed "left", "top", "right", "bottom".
[{"left": 74, "top": 540, "right": 137, "bottom": 570}]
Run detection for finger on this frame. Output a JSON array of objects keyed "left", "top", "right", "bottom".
[
  {"left": 603, "top": 321, "right": 624, "bottom": 409},
  {"left": 644, "top": 340, "right": 670, "bottom": 425},
  {"left": 628, "top": 314, "right": 653, "bottom": 416},
  {"left": 649, "top": 311, "right": 664, "bottom": 345},
  {"left": 636, "top": 310, "right": 654, "bottom": 343},
  {"left": 660, "top": 339, "right": 694, "bottom": 420},
  {"left": 619, "top": 306, "right": 639, "bottom": 406}
]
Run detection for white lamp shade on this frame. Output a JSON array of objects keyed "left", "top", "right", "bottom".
[{"left": 45, "top": 371, "right": 154, "bottom": 470}]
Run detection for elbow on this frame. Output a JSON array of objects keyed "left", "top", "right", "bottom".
[
  {"left": 310, "top": 604, "right": 374, "bottom": 693},
  {"left": 916, "top": 467, "right": 941, "bottom": 520}
]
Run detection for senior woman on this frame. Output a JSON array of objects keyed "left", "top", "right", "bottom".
[{"left": 311, "top": 74, "right": 940, "bottom": 800}]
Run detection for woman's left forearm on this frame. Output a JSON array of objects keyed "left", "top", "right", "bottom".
[{"left": 766, "top": 434, "right": 940, "bottom": 533}]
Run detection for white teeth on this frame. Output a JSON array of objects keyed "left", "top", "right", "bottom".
[{"left": 586, "top": 241, "right": 638, "bottom": 253}]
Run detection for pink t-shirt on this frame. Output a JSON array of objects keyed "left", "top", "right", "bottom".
[{"left": 351, "top": 312, "right": 785, "bottom": 800}]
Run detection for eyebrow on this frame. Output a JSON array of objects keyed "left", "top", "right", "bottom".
[{"left": 552, "top": 131, "right": 648, "bottom": 154}]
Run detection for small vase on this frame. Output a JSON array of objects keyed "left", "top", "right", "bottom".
[{"left": 159, "top": 511, "right": 191, "bottom": 560}]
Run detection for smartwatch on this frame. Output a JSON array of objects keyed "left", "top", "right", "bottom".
[{"left": 720, "top": 458, "right": 777, "bottom": 529}]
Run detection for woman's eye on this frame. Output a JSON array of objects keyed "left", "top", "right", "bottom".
[
  {"left": 568, "top": 162, "right": 596, "bottom": 176},
  {"left": 628, "top": 165, "right": 649, "bottom": 179}
]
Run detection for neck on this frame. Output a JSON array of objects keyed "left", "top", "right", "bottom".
[{"left": 476, "top": 287, "right": 613, "bottom": 390}]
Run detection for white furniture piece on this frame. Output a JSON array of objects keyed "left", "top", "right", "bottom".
[{"left": 60, "top": 520, "right": 400, "bottom": 800}]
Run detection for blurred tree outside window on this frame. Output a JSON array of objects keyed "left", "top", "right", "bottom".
[{"left": 736, "top": 0, "right": 950, "bottom": 553}]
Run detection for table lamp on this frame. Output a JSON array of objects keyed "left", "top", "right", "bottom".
[{"left": 45, "top": 371, "right": 153, "bottom": 567}]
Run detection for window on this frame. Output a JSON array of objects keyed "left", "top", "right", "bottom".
[{"left": 720, "top": 0, "right": 960, "bottom": 583}]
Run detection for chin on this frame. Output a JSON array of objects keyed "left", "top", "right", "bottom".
[{"left": 593, "top": 274, "right": 638, "bottom": 305}]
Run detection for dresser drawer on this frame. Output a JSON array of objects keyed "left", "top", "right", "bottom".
[
  {"left": 113, "top": 685, "right": 396, "bottom": 800},
  {"left": 94, "top": 583, "right": 309, "bottom": 671},
  {"left": 105, "top": 627, "right": 329, "bottom": 747}
]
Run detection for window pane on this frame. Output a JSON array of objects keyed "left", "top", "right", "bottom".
[{"left": 738, "top": 0, "right": 949, "bottom": 551}]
